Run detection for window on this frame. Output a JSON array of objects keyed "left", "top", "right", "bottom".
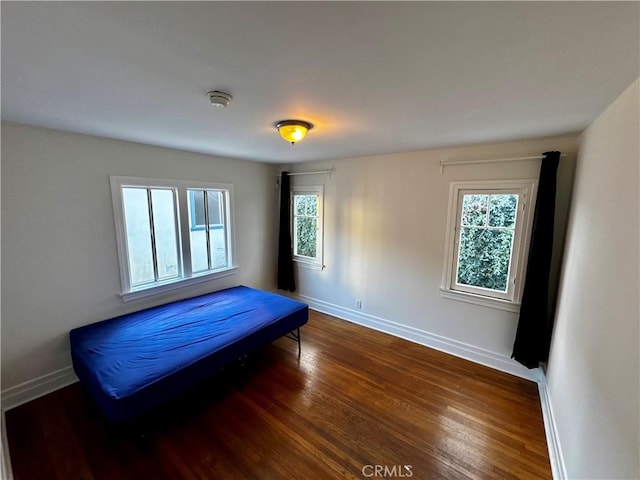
[
  {"left": 121, "top": 187, "right": 180, "bottom": 287},
  {"left": 441, "top": 180, "right": 537, "bottom": 311},
  {"left": 291, "top": 186, "right": 324, "bottom": 269},
  {"left": 187, "top": 189, "right": 228, "bottom": 273},
  {"left": 111, "top": 176, "right": 236, "bottom": 301}
]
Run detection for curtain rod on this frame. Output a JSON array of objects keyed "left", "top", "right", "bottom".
[
  {"left": 439, "top": 154, "right": 567, "bottom": 174},
  {"left": 279, "top": 169, "right": 333, "bottom": 177}
]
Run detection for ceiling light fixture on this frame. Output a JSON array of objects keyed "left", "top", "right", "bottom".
[
  {"left": 207, "top": 90, "right": 232, "bottom": 108},
  {"left": 276, "top": 120, "right": 314, "bottom": 145}
]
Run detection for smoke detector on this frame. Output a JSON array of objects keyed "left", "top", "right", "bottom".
[{"left": 207, "top": 90, "right": 232, "bottom": 108}]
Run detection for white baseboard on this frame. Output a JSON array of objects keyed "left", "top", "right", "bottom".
[
  {"left": 0, "top": 366, "right": 79, "bottom": 480},
  {"left": 293, "top": 292, "right": 541, "bottom": 382},
  {"left": 1, "top": 366, "right": 78, "bottom": 412},
  {"left": 537, "top": 373, "right": 567, "bottom": 480}
]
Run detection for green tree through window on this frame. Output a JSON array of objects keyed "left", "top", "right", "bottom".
[
  {"left": 294, "top": 194, "right": 318, "bottom": 258},
  {"left": 442, "top": 179, "right": 535, "bottom": 308},
  {"left": 291, "top": 186, "right": 324, "bottom": 268},
  {"left": 456, "top": 194, "right": 518, "bottom": 292}
]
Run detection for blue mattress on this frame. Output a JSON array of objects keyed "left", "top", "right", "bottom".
[{"left": 70, "top": 286, "right": 308, "bottom": 423}]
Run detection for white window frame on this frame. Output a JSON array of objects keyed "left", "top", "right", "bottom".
[
  {"left": 291, "top": 186, "right": 324, "bottom": 270},
  {"left": 110, "top": 176, "right": 237, "bottom": 302},
  {"left": 441, "top": 179, "right": 537, "bottom": 312}
]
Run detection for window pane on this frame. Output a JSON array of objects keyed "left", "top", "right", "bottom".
[
  {"left": 207, "top": 191, "right": 226, "bottom": 268},
  {"left": 294, "top": 195, "right": 306, "bottom": 216},
  {"left": 150, "top": 189, "right": 179, "bottom": 280},
  {"left": 189, "top": 190, "right": 205, "bottom": 227},
  {"left": 489, "top": 194, "right": 518, "bottom": 227},
  {"left": 295, "top": 217, "right": 317, "bottom": 258},
  {"left": 207, "top": 191, "right": 222, "bottom": 225},
  {"left": 188, "top": 190, "right": 209, "bottom": 273},
  {"left": 461, "top": 195, "right": 488, "bottom": 226},
  {"left": 209, "top": 224, "right": 227, "bottom": 269},
  {"left": 456, "top": 227, "right": 514, "bottom": 292},
  {"left": 306, "top": 195, "right": 317, "bottom": 216},
  {"left": 122, "top": 188, "right": 155, "bottom": 286},
  {"left": 294, "top": 194, "right": 318, "bottom": 216}
]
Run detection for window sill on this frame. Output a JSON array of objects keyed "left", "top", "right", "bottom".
[
  {"left": 120, "top": 266, "right": 238, "bottom": 303},
  {"left": 293, "top": 260, "right": 324, "bottom": 271},
  {"left": 439, "top": 288, "right": 520, "bottom": 313}
]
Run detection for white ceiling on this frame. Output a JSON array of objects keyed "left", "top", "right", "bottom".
[{"left": 2, "top": 2, "right": 638, "bottom": 164}]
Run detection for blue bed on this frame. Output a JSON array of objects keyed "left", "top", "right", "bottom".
[{"left": 70, "top": 286, "right": 308, "bottom": 423}]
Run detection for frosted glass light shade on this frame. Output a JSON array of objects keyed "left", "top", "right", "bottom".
[{"left": 276, "top": 120, "right": 313, "bottom": 144}]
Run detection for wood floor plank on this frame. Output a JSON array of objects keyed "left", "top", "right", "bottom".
[{"left": 6, "top": 310, "right": 551, "bottom": 479}]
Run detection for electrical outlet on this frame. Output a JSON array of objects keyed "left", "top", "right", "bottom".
[{"left": 355, "top": 299, "right": 362, "bottom": 309}]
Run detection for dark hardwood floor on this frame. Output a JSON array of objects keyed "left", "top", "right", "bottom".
[{"left": 5, "top": 311, "right": 551, "bottom": 479}]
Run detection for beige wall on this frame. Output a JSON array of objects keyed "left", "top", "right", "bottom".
[
  {"left": 547, "top": 78, "right": 639, "bottom": 479},
  {"left": 1, "top": 123, "right": 279, "bottom": 388},
  {"left": 285, "top": 135, "right": 577, "bottom": 375}
]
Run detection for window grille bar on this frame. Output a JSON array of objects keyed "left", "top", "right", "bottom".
[
  {"left": 147, "top": 189, "right": 160, "bottom": 282},
  {"left": 221, "top": 192, "right": 230, "bottom": 267},
  {"left": 461, "top": 225, "right": 516, "bottom": 231},
  {"left": 203, "top": 190, "right": 212, "bottom": 271}
]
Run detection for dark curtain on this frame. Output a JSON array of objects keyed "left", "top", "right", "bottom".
[
  {"left": 512, "top": 151, "right": 561, "bottom": 369},
  {"left": 277, "top": 172, "right": 296, "bottom": 291}
]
